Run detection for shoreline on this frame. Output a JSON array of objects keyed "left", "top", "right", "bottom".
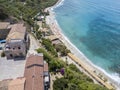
[{"left": 45, "top": 0, "right": 120, "bottom": 89}]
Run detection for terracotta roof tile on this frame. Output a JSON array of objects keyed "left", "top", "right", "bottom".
[
  {"left": 44, "top": 63, "right": 48, "bottom": 72},
  {"left": 8, "top": 78, "right": 25, "bottom": 90},
  {"left": 24, "top": 54, "right": 44, "bottom": 90}
]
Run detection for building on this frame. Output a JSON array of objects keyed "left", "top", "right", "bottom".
[
  {"left": 8, "top": 78, "right": 25, "bottom": 90},
  {"left": 0, "top": 22, "right": 10, "bottom": 40},
  {"left": 4, "top": 23, "right": 29, "bottom": 59},
  {"left": 0, "top": 22, "right": 10, "bottom": 50},
  {"left": 36, "top": 16, "right": 45, "bottom": 21},
  {"left": 0, "top": 54, "right": 49, "bottom": 90},
  {"left": 51, "top": 39, "right": 62, "bottom": 45},
  {"left": 0, "top": 78, "right": 25, "bottom": 90},
  {"left": 24, "top": 54, "right": 50, "bottom": 90},
  {"left": 0, "top": 79, "right": 12, "bottom": 90}
]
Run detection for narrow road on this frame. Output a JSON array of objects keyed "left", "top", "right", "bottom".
[{"left": 27, "top": 34, "right": 41, "bottom": 55}]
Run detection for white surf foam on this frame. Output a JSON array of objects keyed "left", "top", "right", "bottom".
[{"left": 53, "top": 0, "right": 65, "bottom": 9}]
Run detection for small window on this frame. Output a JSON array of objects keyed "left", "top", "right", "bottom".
[
  {"left": 10, "top": 54, "right": 13, "bottom": 57},
  {"left": 6, "top": 47, "right": 10, "bottom": 49},
  {"left": 18, "top": 47, "right": 21, "bottom": 49}
]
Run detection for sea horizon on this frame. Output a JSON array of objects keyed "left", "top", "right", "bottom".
[{"left": 52, "top": 0, "right": 120, "bottom": 87}]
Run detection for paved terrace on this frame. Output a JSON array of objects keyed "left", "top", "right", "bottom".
[{"left": 0, "top": 57, "right": 26, "bottom": 81}]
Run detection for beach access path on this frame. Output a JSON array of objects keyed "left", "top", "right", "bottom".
[{"left": 27, "top": 34, "right": 41, "bottom": 55}]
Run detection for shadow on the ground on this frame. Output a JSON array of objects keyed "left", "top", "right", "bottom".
[{"left": 14, "top": 57, "right": 26, "bottom": 61}]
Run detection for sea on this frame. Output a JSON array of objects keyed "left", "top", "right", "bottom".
[{"left": 53, "top": 0, "right": 120, "bottom": 86}]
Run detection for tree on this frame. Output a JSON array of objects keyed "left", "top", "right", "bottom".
[
  {"left": 37, "top": 48, "right": 65, "bottom": 72},
  {"left": 68, "top": 64, "right": 79, "bottom": 72},
  {"left": 42, "top": 38, "right": 58, "bottom": 57},
  {"left": 55, "top": 44, "right": 71, "bottom": 56},
  {"left": 36, "top": 31, "right": 42, "bottom": 39},
  {"left": 53, "top": 78, "right": 68, "bottom": 90},
  {"left": 68, "top": 83, "right": 79, "bottom": 90}
]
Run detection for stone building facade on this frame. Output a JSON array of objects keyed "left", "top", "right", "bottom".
[{"left": 4, "top": 23, "right": 29, "bottom": 59}]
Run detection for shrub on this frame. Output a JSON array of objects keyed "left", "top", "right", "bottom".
[
  {"left": 1, "top": 51, "right": 5, "bottom": 57},
  {"left": 37, "top": 48, "right": 65, "bottom": 72},
  {"left": 55, "top": 44, "right": 71, "bottom": 56},
  {"left": 53, "top": 78, "right": 68, "bottom": 90},
  {"left": 42, "top": 38, "right": 58, "bottom": 57}
]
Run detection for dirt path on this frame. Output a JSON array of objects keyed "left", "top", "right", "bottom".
[{"left": 27, "top": 34, "right": 41, "bottom": 55}]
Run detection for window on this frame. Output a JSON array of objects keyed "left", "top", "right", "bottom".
[
  {"left": 10, "top": 54, "right": 13, "bottom": 57},
  {"left": 18, "top": 47, "right": 21, "bottom": 49},
  {"left": 6, "top": 46, "right": 10, "bottom": 49}
]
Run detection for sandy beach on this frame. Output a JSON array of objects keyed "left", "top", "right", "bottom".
[{"left": 45, "top": 0, "right": 120, "bottom": 89}]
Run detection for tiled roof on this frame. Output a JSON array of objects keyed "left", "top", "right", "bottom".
[
  {"left": 8, "top": 78, "right": 25, "bottom": 90},
  {"left": 6, "top": 24, "right": 26, "bottom": 41},
  {"left": 24, "top": 54, "right": 44, "bottom": 90},
  {"left": 0, "top": 79, "right": 11, "bottom": 90},
  {"left": 44, "top": 63, "right": 48, "bottom": 72}
]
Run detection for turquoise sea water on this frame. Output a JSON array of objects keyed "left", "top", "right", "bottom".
[{"left": 54, "top": 0, "right": 120, "bottom": 80}]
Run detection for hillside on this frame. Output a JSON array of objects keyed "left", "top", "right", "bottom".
[{"left": 0, "top": 0, "right": 58, "bottom": 25}]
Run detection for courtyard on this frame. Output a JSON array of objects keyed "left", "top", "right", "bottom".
[{"left": 0, "top": 57, "right": 26, "bottom": 81}]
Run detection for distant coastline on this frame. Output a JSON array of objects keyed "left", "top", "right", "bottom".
[{"left": 45, "top": 0, "right": 120, "bottom": 89}]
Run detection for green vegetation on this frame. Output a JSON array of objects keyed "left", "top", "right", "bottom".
[
  {"left": 36, "top": 30, "right": 42, "bottom": 39},
  {"left": 42, "top": 38, "right": 58, "bottom": 57},
  {"left": 39, "top": 0, "right": 58, "bottom": 9},
  {"left": 37, "top": 48, "right": 108, "bottom": 90},
  {"left": 33, "top": 24, "right": 43, "bottom": 39},
  {"left": 0, "top": 0, "right": 58, "bottom": 24},
  {"left": 53, "top": 64, "right": 108, "bottom": 90},
  {"left": 37, "top": 48, "right": 65, "bottom": 72},
  {"left": 41, "top": 38, "right": 70, "bottom": 57},
  {"left": 54, "top": 44, "right": 71, "bottom": 56},
  {"left": 1, "top": 51, "right": 5, "bottom": 57}
]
